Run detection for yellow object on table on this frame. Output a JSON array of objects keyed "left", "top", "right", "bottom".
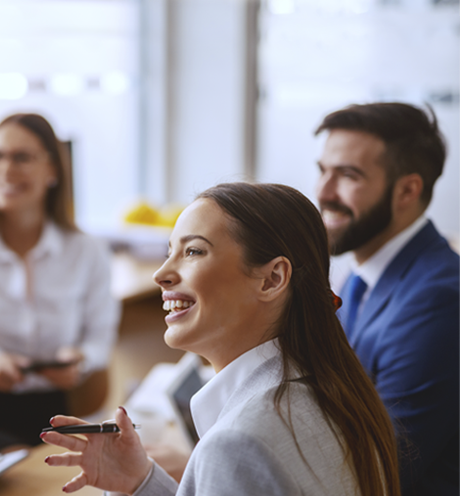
[{"left": 124, "top": 202, "right": 184, "bottom": 228}]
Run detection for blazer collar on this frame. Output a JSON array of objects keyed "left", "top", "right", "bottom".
[
  {"left": 217, "top": 355, "right": 283, "bottom": 421},
  {"left": 190, "top": 340, "right": 280, "bottom": 439},
  {"left": 350, "top": 220, "right": 441, "bottom": 346}
]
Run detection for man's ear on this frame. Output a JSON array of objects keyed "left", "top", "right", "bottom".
[
  {"left": 256, "top": 256, "right": 292, "bottom": 302},
  {"left": 393, "top": 173, "right": 423, "bottom": 210}
]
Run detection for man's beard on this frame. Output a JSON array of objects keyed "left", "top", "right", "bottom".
[{"left": 321, "top": 185, "right": 394, "bottom": 256}]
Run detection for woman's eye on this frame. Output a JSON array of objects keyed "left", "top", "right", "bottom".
[
  {"left": 15, "top": 153, "right": 32, "bottom": 163},
  {"left": 186, "top": 247, "right": 203, "bottom": 257}
]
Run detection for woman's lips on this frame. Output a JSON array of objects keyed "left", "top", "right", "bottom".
[
  {"left": 164, "top": 304, "right": 195, "bottom": 323},
  {"left": 161, "top": 292, "right": 196, "bottom": 323}
]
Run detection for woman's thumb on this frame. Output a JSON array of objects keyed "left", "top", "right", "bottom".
[{"left": 115, "top": 406, "right": 134, "bottom": 432}]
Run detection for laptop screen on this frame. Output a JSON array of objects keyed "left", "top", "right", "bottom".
[{"left": 0, "top": 449, "right": 29, "bottom": 476}]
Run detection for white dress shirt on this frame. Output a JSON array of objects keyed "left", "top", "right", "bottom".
[
  {"left": 0, "top": 222, "right": 120, "bottom": 393},
  {"left": 353, "top": 215, "right": 428, "bottom": 306}
]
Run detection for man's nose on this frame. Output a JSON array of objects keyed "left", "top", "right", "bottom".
[{"left": 316, "top": 173, "right": 338, "bottom": 204}]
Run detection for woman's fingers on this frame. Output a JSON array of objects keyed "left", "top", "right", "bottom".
[
  {"left": 45, "top": 452, "right": 82, "bottom": 467},
  {"left": 43, "top": 408, "right": 151, "bottom": 494},
  {"left": 41, "top": 431, "right": 87, "bottom": 452},
  {"left": 56, "top": 346, "right": 84, "bottom": 364},
  {"left": 115, "top": 406, "right": 136, "bottom": 435},
  {"left": 62, "top": 471, "right": 89, "bottom": 493},
  {"left": 49, "top": 415, "right": 89, "bottom": 427}
]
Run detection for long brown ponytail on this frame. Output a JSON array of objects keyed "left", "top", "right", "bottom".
[{"left": 198, "top": 182, "right": 400, "bottom": 496}]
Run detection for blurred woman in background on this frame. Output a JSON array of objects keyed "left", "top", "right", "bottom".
[
  {"left": 0, "top": 113, "right": 119, "bottom": 449},
  {"left": 42, "top": 182, "right": 400, "bottom": 496}
]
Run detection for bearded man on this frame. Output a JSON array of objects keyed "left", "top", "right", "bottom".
[{"left": 315, "top": 102, "right": 459, "bottom": 496}]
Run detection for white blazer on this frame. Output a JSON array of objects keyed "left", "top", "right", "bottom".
[{"left": 133, "top": 356, "right": 360, "bottom": 496}]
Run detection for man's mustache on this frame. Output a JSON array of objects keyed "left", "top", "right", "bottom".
[{"left": 319, "top": 201, "right": 354, "bottom": 218}]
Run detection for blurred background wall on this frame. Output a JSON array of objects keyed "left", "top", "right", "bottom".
[
  {"left": 0, "top": 0, "right": 140, "bottom": 229},
  {"left": 257, "top": 0, "right": 459, "bottom": 241},
  {"left": 0, "top": 0, "right": 457, "bottom": 239}
]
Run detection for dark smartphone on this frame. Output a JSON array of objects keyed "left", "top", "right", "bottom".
[{"left": 20, "top": 360, "right": 78, "bottom": 373}]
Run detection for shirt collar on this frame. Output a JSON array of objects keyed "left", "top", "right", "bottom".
[
  {"left": 30, "top": 221, "right": 63, "bottom": 260},
  {"left": 354, "top": 215, "right": 428, "bottom": 291},
  {"left": 0, "top": 235, "right": 16, "bottom": 262},
  {"left": 0, "top": 221, "right": 63, "bottom": 263},
  {"left": 190, "top": 339, "right": 280, "bottom": 439}
]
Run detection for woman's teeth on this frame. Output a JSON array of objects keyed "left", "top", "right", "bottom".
[{"left": 162, "top": 300, "right": 193, "bottom": 312}]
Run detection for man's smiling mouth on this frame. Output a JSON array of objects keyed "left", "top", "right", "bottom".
[{"left": 321, "top": 209, "right": 352, "bottom": 228}]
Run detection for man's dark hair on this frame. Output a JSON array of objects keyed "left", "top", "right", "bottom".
[{"left": 315, "top": 102, "right": 446, "bottom": 206}]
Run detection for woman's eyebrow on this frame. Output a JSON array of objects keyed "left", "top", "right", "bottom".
[{"left": 179, "top": 234, "right": 214, "bottom": 246}]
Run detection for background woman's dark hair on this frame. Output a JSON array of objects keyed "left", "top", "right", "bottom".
[
  {"left": 0, "top": 113, "right": 76, "bottom": 230},
  {"left": 315, "top": 102, "right": 446, "bottom": 206},
  {"left": 198, "top": 182, "right": 401, "bottom": 496}
]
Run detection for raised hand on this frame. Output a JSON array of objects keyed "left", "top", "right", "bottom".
[{"left": 41, "top": 407, "right": 153, "bottom": 494}]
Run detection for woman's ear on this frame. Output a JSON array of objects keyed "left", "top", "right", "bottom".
[{"left": 256, "top": 256, "right": 292, "bottom": 302}]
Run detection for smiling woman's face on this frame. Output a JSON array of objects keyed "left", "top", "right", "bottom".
[
  {"left": 0, "top": 123, "right": 56, "bottom": 215},
  {"left": 154, "top": 198, "right": 266, "bottom": 371}
]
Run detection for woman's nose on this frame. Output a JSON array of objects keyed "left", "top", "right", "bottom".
[
  {"left": 0, "top": 157, "right": 17, "bottom": 177},
  {"left": 153, "top": 259, "right": 179, "bottom": 288}
]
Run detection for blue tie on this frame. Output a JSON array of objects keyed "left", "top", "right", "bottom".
[{"left": 346, "top": 274, "right": 368, "bottom": 335}]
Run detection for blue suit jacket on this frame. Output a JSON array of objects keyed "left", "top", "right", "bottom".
[{"left": 339, "top": 221, "right": 459, "bottom": 496}]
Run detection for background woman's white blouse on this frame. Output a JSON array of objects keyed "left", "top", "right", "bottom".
[{"left": 0, "top": 222, "right": 120, "bottom": 393}]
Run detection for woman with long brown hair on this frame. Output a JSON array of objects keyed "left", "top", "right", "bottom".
[
  {"left": 42, "top": 182, "right": 400, "bottom": 495},
  {"left": 0, "top": 113, "right": 119, "bottom": 449}
]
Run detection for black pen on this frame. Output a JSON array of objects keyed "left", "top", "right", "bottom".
[{"left": 41, "top": 422, "right": 140, "bottom": 434}]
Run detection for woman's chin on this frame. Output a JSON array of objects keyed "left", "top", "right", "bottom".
[{"left": 163, "top": 326, "right": 186, "bottom": 350}]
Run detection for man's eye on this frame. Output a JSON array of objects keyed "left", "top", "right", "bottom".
[
  {"left": 341, "top": 171, "right": 359, "bottom": 180},
  {"left": 186, "top": 247, "right": 203, "bottom": 256}
]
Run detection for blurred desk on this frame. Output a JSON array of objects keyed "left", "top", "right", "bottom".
[
  {"left": 111, "top": 252, "right": 163, "bottom": 302},
  {"left": 0, "top": 445, "right": 101, "bottom": 496}
]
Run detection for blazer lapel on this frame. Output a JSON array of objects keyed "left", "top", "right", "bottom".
[{"left": 350, "top": 221, "right": 441, "bottom": 348}]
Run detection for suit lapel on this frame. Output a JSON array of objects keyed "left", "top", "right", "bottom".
[{"left": 349, "top": 221, "right": 441, "bottom": 348}]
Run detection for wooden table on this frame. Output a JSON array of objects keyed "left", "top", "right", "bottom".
[{"left": 0, "top": 444, "right": 101, "bottom": 496}]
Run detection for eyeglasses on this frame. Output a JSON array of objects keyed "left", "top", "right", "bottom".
[{"left": 0, "top": 150, "right": 48, "bottom": 170}]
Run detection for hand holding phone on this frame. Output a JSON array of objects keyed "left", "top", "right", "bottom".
[
  {"left": 36, "top": 347, "right": 84, "bottom": 390},
  {"left": 0, "top": 352, "right": 30, "bottom": 392},
  {"left": 20, "top": 359, "right": 79, "bottom": 373}
]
